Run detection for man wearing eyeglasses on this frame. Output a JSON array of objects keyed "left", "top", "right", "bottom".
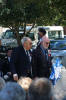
[{"left": 32, "top": 36, "right": 52, "bottom": 78}]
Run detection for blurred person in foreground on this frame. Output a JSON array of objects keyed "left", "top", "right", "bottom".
[
  {"left": 0, "top": 82, "right": 26, "bottom": 100},
  {"left": 32, "top": 36, "right": 52, "bottom": 78},
  {"left": 10, "top": 37, "right": 32, "bottom": 81},
  {"left": 28, "top": 78, "right": 54, "bottom": 100},
  {"left": 63, "top": 96, "right": 66, "bottom": 100},
  {"left": 18, "top": 77, "right": 32, "bottom": 92},
  {"left": 18, "top": 77, "right": 32, "bottom": 100},
  {"left": 0, "top": 77, "right": 5, "bottom": 91}
]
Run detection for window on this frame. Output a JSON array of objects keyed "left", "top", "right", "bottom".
[
  {"left": 52, "top": 42, "right": 66, "bottom": 50},
  {"left": 4, "top": 30, "right": 14, "bottom": 39},
  {"left": 48, "top": 31, "right": 62, "bottom": 39}
]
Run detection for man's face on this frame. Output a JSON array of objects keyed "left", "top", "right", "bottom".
[
  {"left": 7, "top": 50, "right": 12, "bottom": 57},
  {"left": 24, "top": 39, "right": 32, "bottom": 50},
  {"left": 38, "top": 32, "right": 43, "bottom": 39},
  {"left": 42, "top": 40, "right": 50, "bottom": 49}
]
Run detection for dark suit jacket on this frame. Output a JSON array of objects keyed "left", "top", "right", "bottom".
[
  {"left": 10, "top": 46, "right": 32, "bottom": 78},
  {"left": 0, "top": 56, "right": 11, "bottom": 75},
  {"left": 32, "top": 45, "right": 52, "bottom": 78}
]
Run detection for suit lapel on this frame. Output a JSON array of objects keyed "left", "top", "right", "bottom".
[{"left": 21, "top": 46, "right": 31, "bottom": 63}]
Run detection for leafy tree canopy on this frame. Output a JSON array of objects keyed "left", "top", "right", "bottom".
[
  {"left": 0, "top": 0, "right": 66, "bottom": 45},
  {"left": 0, "top": 0, "right": 65, "bottom": 27}
]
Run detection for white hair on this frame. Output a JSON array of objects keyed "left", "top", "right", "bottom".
[
  {"left": 41, "top": 36, "right": 50, "bottom": 43},
  {"left": 18, "top": 77, "right": 32, "bottom": 91},
  {"left": 21, "top": 37, "right": 30, "bottom": 45}
]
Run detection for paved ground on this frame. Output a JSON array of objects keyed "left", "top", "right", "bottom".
[{"left": 53, "top": 66, "right": 66, "bottom": 100}]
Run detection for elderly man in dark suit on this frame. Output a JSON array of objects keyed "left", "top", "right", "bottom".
[
  {"left": 32, "top": 36, "right": 52, "bottom": 78},
  {"left": 10, "top": 37, "right": 32, "bottom": 81}
]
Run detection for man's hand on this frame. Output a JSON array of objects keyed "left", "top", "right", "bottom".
[{"left": 13, "top": 74, "right": 18, "bottom": 81}]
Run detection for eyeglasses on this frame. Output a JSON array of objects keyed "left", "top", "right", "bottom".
[
  {"left": 29, "top": 42, "right": 32, "bottom": 45},
  {"left": 45, "top": 42, "right": 50, "bottom": 45}
]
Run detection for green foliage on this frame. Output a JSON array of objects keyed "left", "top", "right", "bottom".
[
  {"left": 48, "top": 0, "right": 66, "bottom": 25},
  {"left": 0, "top": 0, "right": 66, "bottom": 45},
  {"left": 0, "top": 0, "right": 66, "bottom": 27}
]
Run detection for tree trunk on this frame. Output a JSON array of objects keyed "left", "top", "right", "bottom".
[
  {"left": 9, "top": 26, "right": 21, "bottom": 46},
  {"left": 15, "top": 27, "right": 21, "bottom": 46},
  {"left": 16, "top": 31, "right": 21, "bottom": 45}
]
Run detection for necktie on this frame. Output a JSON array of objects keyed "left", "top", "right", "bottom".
[
  {"left": 26, "top": 50, "right": 31, "bottom": 62},
  {"left": 26, "top": 50, "right": 32, "bottom": 77},
  {"left": 45, "top": 49, "right": 48, "bottom": 60},
  {"left": 8, "top": 57, "right": 10, "bottom": 62},
  {"left": 26, "top": 50, "right": 28, "bottom": 54}
]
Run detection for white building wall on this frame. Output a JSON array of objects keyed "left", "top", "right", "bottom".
[{"left": 0, "top": 27, "right": 9, "bottom": 36}]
